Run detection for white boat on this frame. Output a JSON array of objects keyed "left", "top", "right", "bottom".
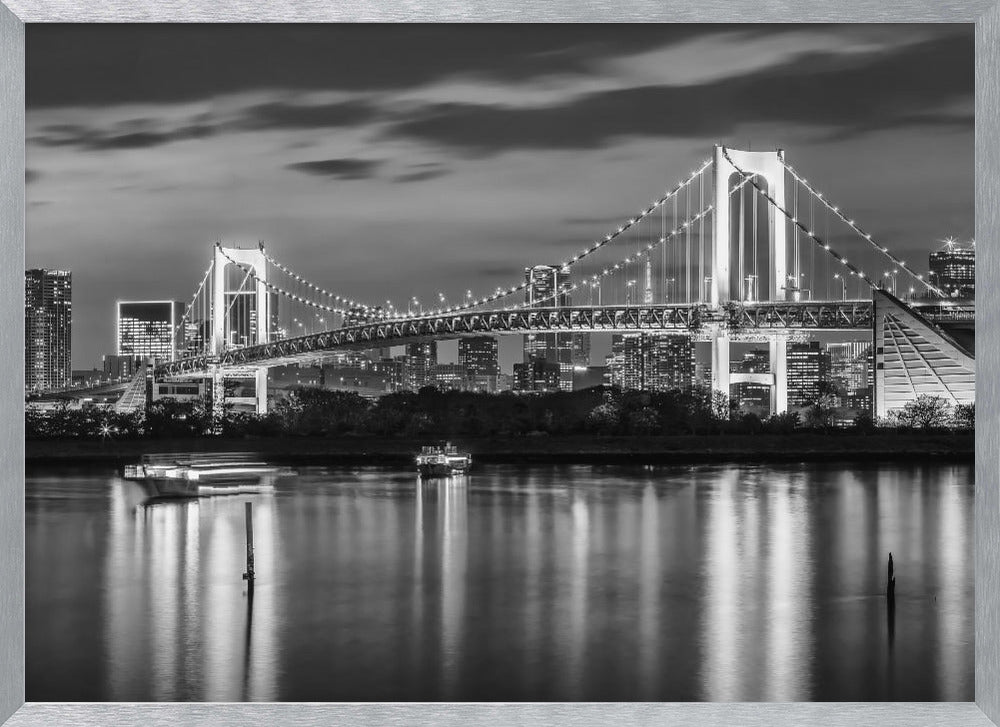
[
  {"left": 122, "top": 453, "right": 288, "bottom": 498},
  {"left": 415, "top": 443, "right": 472, "bottom": 478}
]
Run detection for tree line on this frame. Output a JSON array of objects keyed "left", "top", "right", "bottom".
[{"left": 25, "top": 386, "right": 974, "bottom": 440}]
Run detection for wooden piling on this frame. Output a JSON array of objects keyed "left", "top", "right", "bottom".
[
  {"left": 887, "top": 552, "right": 895, "bottom": 604},
  {"left": 242, "top": 501, "right": 255, "bottom": 590}
]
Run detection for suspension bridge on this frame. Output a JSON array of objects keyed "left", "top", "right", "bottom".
[{"left": 139, "top": 144, "right": 973, "bottom": 420}]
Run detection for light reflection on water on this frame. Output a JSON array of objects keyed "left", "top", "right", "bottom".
[{"left": 26, "top": 462, "right": 973, "bottom": 702}]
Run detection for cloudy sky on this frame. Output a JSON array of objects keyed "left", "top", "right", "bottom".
[{"left": 26, "top": 24, "right": 974, "bottom": 370}]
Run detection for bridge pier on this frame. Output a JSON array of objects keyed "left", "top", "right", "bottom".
[
  {"left": 710, "top": 329, "right": 730, "bottom": 406},
  {"left": 255, "top": 368, "right": 268, "bottom": 415},
  {"left": 769, "top": 335, "right": 788, "bottom": 415},
  {"left": 711, "top": 330, "right": 789, "bottom": 417}
]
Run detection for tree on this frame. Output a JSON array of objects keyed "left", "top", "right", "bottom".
[
  {"left": 852, "top": 409, "right": 875, "bottom": 433},
  {"left": 626, "top": 406, "right": 660, "bottom": 435},
  {"left": 953, "top": 403, "right": 975, "bottom": 430},
  {"left": 587, "top": 392, "right": 622, "bottom": 434},
  {"left": 803, "top": 393, "right": 837, "bottom": 430},
  {"left": 764, "top": 411, "right": 800, "bottom": 434},
  {"left": 895, "top": 395, "right": 953, "bottom": 430}
]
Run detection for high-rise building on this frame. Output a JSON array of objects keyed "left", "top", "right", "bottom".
[
  {"left": 928, "top": 240, "right": 975, "bottom": 298},
  {"left": 459, "top": 336, "right": 499, "bottom": 392},
  {"left": 827, "top": 341, "right": 873, "bottom": 412},
  {"left": 116, "top": 300, "right": 185, "bottom": 361},
  {"left": 607, "top": 333, "right": 693, "bottom": 391},
  {"left": 787, "top": 341, "right": 830, "bottom": 408},
  {"left": 432, "top": 363, "right": 467, "bottom": 391},
  {"left": 25, "top": 269, "right": 72, "bottom": 392},
  {"left": 404, "top": 341, "right": 437, "bottom": 391},
  {"left": 523, "top": 264, "right": 583, "bottom": 391},
  {"left": 458, "top": 336, "right": 498, "bottom": 377},
  {"left": 608, "top": 334, "right": 645, "bottom": 390},
  {"left": 513, "top": 356, "right": 561, "bottom": 393},
  {"left": 646, "top": 335, "right": 695, "bottom": 391},
  {"left": 524, "top": 265, "right": 570, "bottom": 308}
]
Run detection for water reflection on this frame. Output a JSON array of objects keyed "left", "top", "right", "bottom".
[
  {"left": 101, "top": 485, "right": 279, "bottom": 701},
  {"left": 26, "top": 462, "right": 974, "bottom": 702}
]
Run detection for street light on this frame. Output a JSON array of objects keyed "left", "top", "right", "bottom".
[
  {"left": 626, "top": 279, "right": 637, "bottom": 306},
  {"left": 834, "top": 273, "right": 846, "bottom": 301},
  {"left": 665, "top": 277, "right": 676, "bottom": 303},
  {"left": 882, "top": 270, "right": 898, "bottom": 296},
  {"left": 703, "top": 276, "right": 712, "bottom": 302}
]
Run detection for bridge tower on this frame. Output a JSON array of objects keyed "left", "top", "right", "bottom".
[
  {"left": 211, "top": 244, "right": 270, "bottom": 414},
  {"left": 710, "top": 145, "right": 789, "bottom": 414}
]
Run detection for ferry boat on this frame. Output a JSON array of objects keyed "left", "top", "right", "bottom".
[
  {"left": 122, "top": 453, "right": 288, "bottom": 498},
  {"left": 415, "top": 443, "right": 472, "bottom": 478}
]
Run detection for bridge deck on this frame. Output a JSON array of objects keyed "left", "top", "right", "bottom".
[{"left": 156, "top": 299, "right": 973, "bottom": 378}]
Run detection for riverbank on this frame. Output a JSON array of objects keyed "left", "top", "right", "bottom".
[{"left": 24, "top": 432, "right": 973, "bottom": 467}]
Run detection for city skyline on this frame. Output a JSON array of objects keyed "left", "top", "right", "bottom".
[{"left": 26, "top": 24, "right": 973, "bottom": 370}]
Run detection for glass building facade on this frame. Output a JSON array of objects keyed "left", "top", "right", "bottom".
[{"left": 25, "top": 269, "right": 72, "bottom": 392}]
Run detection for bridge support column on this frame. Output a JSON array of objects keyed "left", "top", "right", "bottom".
[
  {"left": 710, "top": 330, "right": 731, "bottom": 408},
  {"left": 208, "top": 369, "right": 225, "bottom": 424},
  {"left": 711, "top": 145, "right": 787, "bottom": 306},
  {"left": 255, "top": 368, "right": 268, "bottom": 415},
  {"left": 769, "top": 335, "right": 788, "bottom": 415}
]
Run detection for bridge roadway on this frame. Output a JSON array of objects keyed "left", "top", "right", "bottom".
[{"left": 156, "top": 298, "right": 972, "bottom": 379}]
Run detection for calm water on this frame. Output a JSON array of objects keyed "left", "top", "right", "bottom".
[{"left": 26, "top": 461, "right": 973, "bottom": 702}]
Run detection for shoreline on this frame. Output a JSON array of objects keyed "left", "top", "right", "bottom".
[{"left": 24, "top": 433, "right": 973, "bottom": 467}]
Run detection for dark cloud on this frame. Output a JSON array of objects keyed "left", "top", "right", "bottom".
[
  {"left": 31, "top": 120, "right": 216, "bottom": 151},
  {"left": 391, "top": 167, "right": 451, "bottom": 183},
  {"left": 26, "top": 24, "right": 723, "bottom": 108},
  {"left": 237, "top": 100, "right": 379, "bottom": 130},
  {"left": 285, "top": 158, "right": 381, "bottom": 180},
  {"left": 382, "top": 31, "right": 973, "bottom": 154},
  {"left": 26, "top": 169, "right": 40, "bottom": 184},
  {"left": 28, "top": 99, "right": 377, "bottom": 154}
]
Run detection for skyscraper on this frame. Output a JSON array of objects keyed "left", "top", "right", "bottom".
[
  {"left": 513, "top": 356, "right": 561, "bottom": 393},
  {"left": 25, "top": 269, "right": 72, "bottom": 392},
  {"left": 116, "top": 300, "right": 185, "bottom": 361},
  {"left": 523, "top": 264, "right": 587, "bottom": 391},
  {"left": 608, "top": 334, "right": 645, "bottom": 390},
  {"left": 787, "top": 341, "right": 830, "bottom": 408},
  {"left": 928, "top": 240, "right": 975, "bottom": 298},
  {"left": 827, "top": 341, "right": 873, "bottom": 412},
  {"left": 459, "top": 336, "right": 499, "bottom": 391},
  {"left": 524, "top": 264, "right": 570, "bottom": 308},
  {"left": 404, "top": 341, "right": 437, "bottom": 391},
  {"left": 608, "top": 333, "right": 694, "bottom": 392},
  {"left": 646, "top": 335, "right": 695, "bottom": 391}
]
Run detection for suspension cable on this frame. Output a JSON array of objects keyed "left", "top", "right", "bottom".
[
  {"left": 779, "top": 158, "right": 945, "bottom": 297},
  {"left": 173, "top": 258, "right": 214, "bottom": 342},
  {"left": 258, "top": 243, "right": 382, "bottom": 313},
  {"left": 721, "top": 147, "right": 944, "bottom": 297}
]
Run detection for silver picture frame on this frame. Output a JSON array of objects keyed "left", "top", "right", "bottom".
[{"left": 2, "top": 3, "right": 998, "bottom": 725}]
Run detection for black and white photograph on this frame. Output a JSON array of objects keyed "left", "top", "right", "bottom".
[{"left": 24, "top": 23, "right": 975, "bottom": 702}]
